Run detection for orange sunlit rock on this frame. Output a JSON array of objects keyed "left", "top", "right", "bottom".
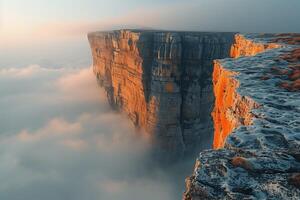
[
  {"left": 212, "top": 34, "right": 280, "bottom": 149},
  {"left": 230, "top": 34, "right": 280, "bottom": 58},
  {"left": 212, "top": 62, "right": 259, "bottom": 149}
]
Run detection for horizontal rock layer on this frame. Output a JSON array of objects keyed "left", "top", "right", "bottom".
[
  {"left": 88, "top": 30, "right": 235, "bottom": 160},
  {"left": 184, "top": 34, "right": 300, "bottom": 199}
]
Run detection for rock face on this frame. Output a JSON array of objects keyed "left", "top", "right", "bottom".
[
  {"left": 212, "top": 35, "right": 282, "bottom": 149},
  {"left": 212, "top": 61, "right": 259, "bottom": 149},
  {"left": 88, "top": 30, "right": 300, "bottom": 198},
  {"left": 88, "top": 30, "right": 235, "bottom": 160},
  {"left": 184, "top": 34, "right": 300, "bottom": 199}
]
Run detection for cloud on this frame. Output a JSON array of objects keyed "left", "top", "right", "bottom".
[
  {"left": 0, "top": 64, "right": 190, "bottom": 200},
  {"left": 17, "top": 118, "right": 82, "bottom": 142},
  {"left": 56, "top": 67, "right": 107, "bottom": 103},
  {"left": 0, "top": 65, "right": 46, "bottom": 78},
  {"left": 60, "top": 138, "right": 87, "bottom": 151}
]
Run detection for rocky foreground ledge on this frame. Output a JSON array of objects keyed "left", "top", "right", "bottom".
[{"left": 184, "top": 34, "right": 300, "bottom": 199}]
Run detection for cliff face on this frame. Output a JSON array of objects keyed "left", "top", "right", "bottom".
[
  {"left": 88, "top": 30, "right": 300, "bottom": 198},
  {"left": 212, "top": 34, "right": 281, "bottom": 149},
  {"left": 88, "top": 30, "right": 235, "bottom": 160},
  {"left": 211, "top": 61, "right": 259, "bottom": 149},
  {"left": 184, "top": 34, "right": 300, "bottom": 199}
]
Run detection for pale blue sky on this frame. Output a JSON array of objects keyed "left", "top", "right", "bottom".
[
  {"left": 1, "top": 0, "right": 182, "bottom": 22},
  {"left": 1, "top": 0, "right": 300, "bottom": 30},
  {"left": 1, "top": 0, "right": 300, "bottom": 44}
]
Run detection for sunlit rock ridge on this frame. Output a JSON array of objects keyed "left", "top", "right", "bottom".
[
  {"left": 88, "top": 30, "right": 300, "bottom": 198},
  {"left": 88, "top": 30, "right": 235, "bottom": 160}
]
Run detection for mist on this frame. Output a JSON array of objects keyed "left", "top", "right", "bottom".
[{"left": 0, "top": 51, "right": 194, "bottom": 199}]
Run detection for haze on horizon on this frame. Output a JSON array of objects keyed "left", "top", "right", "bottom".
[
  {"left": 1, "top": 0, "right": 299, "bottom": 67},
  {"left": 1, "top": 0, "right": 300, "bottom": 43}
]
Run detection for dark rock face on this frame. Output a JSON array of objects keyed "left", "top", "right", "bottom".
[
  {"left": 184, "top": 34, "right": 300, "bottom": 199},
  {"left": 88, "top": 30, "right": 235, "bottom": 161}
]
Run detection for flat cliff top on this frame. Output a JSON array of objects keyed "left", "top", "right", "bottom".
[
  {"left": 88, "top": 29, "right": 237, "bottom": 35},
  {"left": 185, "top": 34, "right": 300, "bottom": 200},
  {"left": 88, "top": 29, "right": 237, "bottom": 41}
]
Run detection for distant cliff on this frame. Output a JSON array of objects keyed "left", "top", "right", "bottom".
[{"left": 88, "top": 30, "right": 235, "bottom": 160}]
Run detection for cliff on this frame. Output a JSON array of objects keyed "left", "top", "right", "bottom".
[
  {"left": 212, "top": 35, "right": 282, "bottom": 149},
  {"left": 88, "top": 30, "right": 235, "bottom": 160},
  {"left": 184, "top": 34, "right": 300, "bottom": 199},
  {"left": 88, "top": 30, "right": 300, "bottom": 198}
]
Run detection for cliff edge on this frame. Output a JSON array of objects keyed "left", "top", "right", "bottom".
[{"left": 184, "top": 34, "right": 300, "bottom": 199}]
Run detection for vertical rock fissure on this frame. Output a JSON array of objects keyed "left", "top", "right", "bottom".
[
  {"left": 139, "top": 33, "right": 154, "bottom": 104},
  {"left": 179, "top": 34, "right": 187, "bottom": 154}
]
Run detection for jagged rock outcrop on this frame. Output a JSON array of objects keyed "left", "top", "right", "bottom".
[
  {"left": 184, "top": 34, "right": 300, "bottom": 199},
  {"left": 88, "top": 30, "right": 235, "bottom": 160}
]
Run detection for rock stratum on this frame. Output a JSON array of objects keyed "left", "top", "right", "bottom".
[{"left": 88, "top": 30, "right": 300, "bottom": 199}]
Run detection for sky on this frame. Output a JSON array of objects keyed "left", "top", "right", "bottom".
[
  {"left": 0, "top": 2, "right": 200, "bottom": 197},
  {"left": 0, "top": 1, "right": 299, "bottom": 199},
  {"left": 1, "top": 0, "right": 299, "bottom": 65},
  {"left": 1, "top": 0, "right": 299, "bottom": 67},
  {"left": 1, "top": 0, "right": 300, "bottom": 42}
]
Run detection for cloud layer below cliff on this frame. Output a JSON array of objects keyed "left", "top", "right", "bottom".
[{"left": 0, "top": 65, "right": 188, "bottom": 200}]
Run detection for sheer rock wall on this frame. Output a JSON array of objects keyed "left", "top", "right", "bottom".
[{"left": 88, "top": 30, "right": 235, "bottom": 160}]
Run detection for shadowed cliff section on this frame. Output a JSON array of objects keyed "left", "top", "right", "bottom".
[{"left": 88, "top": 30, "right": 235, "bottom": 161}]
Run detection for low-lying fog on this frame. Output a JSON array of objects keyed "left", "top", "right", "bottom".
[{"left": 0, "top": 37, "right": 195, "bottom": 200}]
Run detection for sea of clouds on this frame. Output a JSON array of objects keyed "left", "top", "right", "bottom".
[{"left": 0, "top": 62, "right": 193, "bottom": 199}]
